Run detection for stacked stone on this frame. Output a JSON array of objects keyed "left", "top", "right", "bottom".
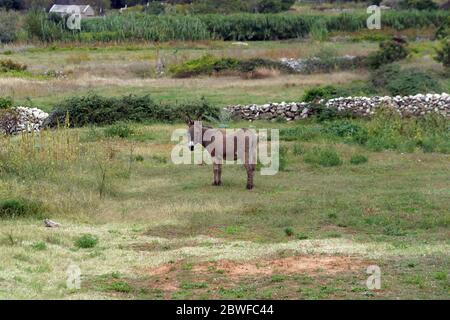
[
  {"left": 10, "top": 107, "right": 49, "bottom": 134},
  {"left": 228, "top": 93, "right": 450, "bottom": 121},
  {"left": 228, "top": 102, "right": 311, "bottom": 121},
  {"left": 324, "top": 94, "right": 450, "bottom": 118}
]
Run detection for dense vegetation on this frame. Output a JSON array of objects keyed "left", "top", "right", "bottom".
[
  {"left": 45, "top": 94, "right": 220, "bottom": 127},
  {"left": 2, "top": 10, "right": 447, "bottom": 43}
]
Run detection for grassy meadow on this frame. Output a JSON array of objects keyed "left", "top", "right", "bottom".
[
  {"left": 1, "top": 10, "right": 449, "bottom": 299},
  {"left": 0, "top": 118, "right": 449, "bottom": 299}
]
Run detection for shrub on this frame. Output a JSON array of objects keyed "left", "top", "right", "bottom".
[
  {"left": 0, "top": 96, "right": 13, "bottom": 109},
  {"left": 366, "top": 39, "right": 409, "bottom": 69},
  {"left": 350, "top": 154, "right": 368, "bottom": 165},
  {"left": 174, "top": 97, "right": 221, "bottom": 121},
  {"left": 301, "top": 83, "right": 376, "bottom": 103},
  {"left": 302, "top": 85, "right": 339, "bottom": 103},
  {"left": 104, "top": 123, "right": 134, "bottom": 139},
  {"left": 284, "top": 227, "right": 295, "bottom": 236},
  {"left": 45, "top": 94, "right": 220, "bottom": 127},
  {"left": 399, "top": 0, "right": 438, "bottom": 10},
  {"left": 170, "top": 55, "right": 237, "bottom": 78},
  {"left": 74, "top": 234, "right": 98, "bottom": 249},
  {"left": 0, "top": 59, "right": 27, "bottom": 72},
  {"left": 303, "top": 147, "right": 342, "bottom": 167},
  {"left": 386, "top": 71, "right": 441, "bottom": 95},
  {"left": 371, "top": 64, "right": 442, "bottom": 95},
  {"left": 435, "top": 38, "right": 450, "bottom": 68},
  {"left": 309, "top": 104, "right": 343, "bottom": 122},
  {"left": 237, "top": 58, "right": 293, "bottom": 74},
  {"left": 170, "top": 56, "right": 293, "bottom": 78},
  {"left": 0, "top": 198, "right": 43, "bottom": 219}
]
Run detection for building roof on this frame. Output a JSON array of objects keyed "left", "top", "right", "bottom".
[{"left": 49, "top": 4, "right": 92, "bottom": 14}]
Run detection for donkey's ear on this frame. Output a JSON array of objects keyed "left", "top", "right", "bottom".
[{"left": 185, "top": 115, "right": 194, "bottom": 126}]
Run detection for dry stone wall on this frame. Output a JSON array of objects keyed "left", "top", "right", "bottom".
[{"left": 228, "top": 93, "right": 450, "bottom": 121}]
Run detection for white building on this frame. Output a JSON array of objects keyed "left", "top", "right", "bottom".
[{"left": 49, "top": 4, "right": 95, "bottom": 18}]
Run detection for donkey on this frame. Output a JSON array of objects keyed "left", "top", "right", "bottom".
[{"left": 187, "top": 120, "right": 257, "bottom": 189}]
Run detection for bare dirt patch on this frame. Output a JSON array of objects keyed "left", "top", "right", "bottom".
[
  {"left": 193, "top": 255, "right": 367, "bottom": 277},
  {"left": 140, "top": 254, "right": 369, "bottom": 296}
]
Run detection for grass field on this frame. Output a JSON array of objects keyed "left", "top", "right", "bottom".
[
  {"left": 0, "top": 120, "right": 448, "bottom": 299},
  {"left": 1, "top": 39, "right": 449, "bottom": 110}
]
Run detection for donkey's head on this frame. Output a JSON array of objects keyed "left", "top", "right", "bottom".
[{"left": 186, "top": 119, "right": 202, "bottom": 151}]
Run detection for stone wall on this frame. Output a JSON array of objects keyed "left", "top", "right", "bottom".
[
  {"left": 228, "top": 93, "right": 450, "bottom": 121},
  {"left": 0, "top": 107, "right": 49, "bottom": 135}
]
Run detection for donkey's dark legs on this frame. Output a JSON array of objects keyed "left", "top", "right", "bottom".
[
  {"left": 245, "top": 164, "right": 254, "bottom": 190},
  {"left": 213, "top": 163, "right": 222, "bottom": 186}
]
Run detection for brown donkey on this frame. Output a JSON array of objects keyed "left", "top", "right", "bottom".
[{"left": 187, "top": 121, "right": 257, "bottom": 189}]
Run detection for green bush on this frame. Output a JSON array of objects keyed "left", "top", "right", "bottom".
[
  {"left": 371, "top": 64, "right": 442, "bottom": 95},
  {"left": 74, "top": 234, "right": 98, "bottom": 249},
  {"left": 170, "top": 55, "right": 292, "bottom": 78},
  {"left": 350, "top": 154, "right": 368, "bottom": 165},
  {"left": 435, "top": 38, "right": 450, "bottom": 68},
  {"left": 301, "top": 86, "right": 339, "bottom": 103},
  {"left": 366, "top": 39, "right": 409, "bottom": 69},
  {"left": 303, "top": 147, "right": 342, "bottom": 167},
  {"left": 0, "top": 96, "right": 13, "bottom": 109},
  {"left": 284, "top": 227, "right": 295, "bottom": 236},
  {"left": 385, "top": 70, "right": 442, "bottom": 95},
  {"left": 170, "top": 55, "right": 238, "bottom": 78},
  {"left": 45, "top": 94, "right": 220, "bottom": 127},
  {"left": 0, "top": 198, "right": 43, "bottom": 219},
  {"left": 104, "top": 123, "right": 134, "bottom": 139},
  {"left": 309, "top": 104, "right": 348, "bottom": 122},
  {"left": 301, "top": 83, "right": 376, "bottom": 103},
  {"left": 237, "top": 58, "right": 293, "bottom": 74},
  {"left": 399, "top": 0, "right": 438, "bottom": 10}
]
